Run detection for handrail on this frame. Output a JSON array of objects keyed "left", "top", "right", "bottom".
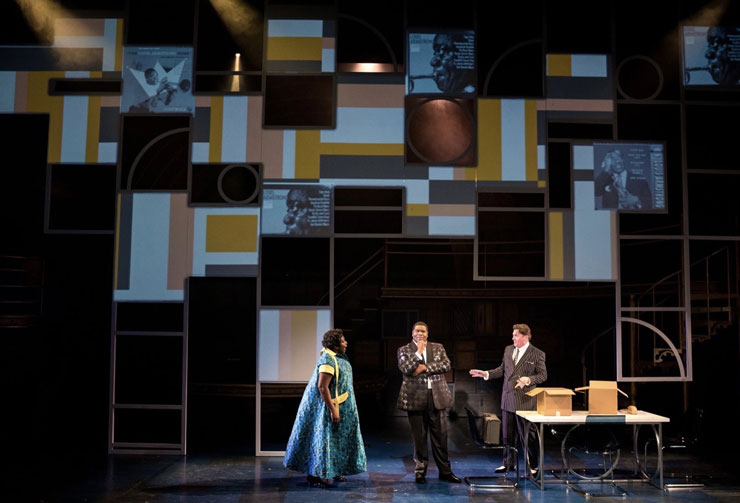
[
  {"left": 580, "top": 326, "right": 614, "bottom": 387},
  {"left": 317, "top": 246, "right": 384, "bottom": 305},
  {"left": 334, "top": 258, "right": 384, "bottom": 302},
  {"left": 635, "top": 246, "right": 730, "bottom": 306},
  {"left": 587, "top": 246, "right": 733, "bottom": 381}
]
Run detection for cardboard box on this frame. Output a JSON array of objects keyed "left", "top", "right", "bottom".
[
  {"left": 526, "top": 387, "right": 575, "bottom": 416},
  {"left": 482, "top": 413, "right": 501, "bottom": 444},
  {"left": 575, "top": 380, "right": 629, "bottom": 415}
]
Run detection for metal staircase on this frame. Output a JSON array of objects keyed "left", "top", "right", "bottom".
[{"left": 0, "top": 255, "right": 44, "bottom": 329}]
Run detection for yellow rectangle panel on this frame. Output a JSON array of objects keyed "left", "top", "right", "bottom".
[
  {"left": 205, "top": 214, "right": 258, "bottom": 252},
  {"left": 278, "top": 310, "right": 292, "bottom": 379},
  {"left": 209, "top": 96, "right": 223, "bottom": 162},
  {"left": 407, "top": 204, "right": 429, "bottom": 217},
  {"left": 115, "top": 19, "right": 124, "bottom": 71},
  {"left": 26, "top": 72, "right": 65, "bottom": 163},
  {"left": 267, "top": 37, "right": 323, "bottom": 61},
  {"left": 295, "top": 130, "right": 321, "bottom": 179},
  {"left": 547, "top": 54, "right": 571, "bottom": 77},
  {"left": 85, "top": 96, "right": 101, "bottom": 162},
  {"left": 320, "top": 143, "right": 404, "bottom": 156},
  {"left": 525, "top": 99, "right": 538, "bottom": 182},
  {"left": 549, "top": 211, "right": 564, "bottom": 280},
  {"left": 291, "top": 310, "right": 318, "bottom": 380},
  {"left": 477, "top": 99, "right": 502, "bottom": 181}
]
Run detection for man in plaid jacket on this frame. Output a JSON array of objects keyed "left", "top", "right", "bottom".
[{"left": 397, "top": 321, "right": 461, "bottom": 484}]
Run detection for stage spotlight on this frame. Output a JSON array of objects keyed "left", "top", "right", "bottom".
[
  {"left": 230, "top": 52, "right": 242, "bottom": 92},
  {"left": 209, "top": 0, "right": 263, "bottom": 68},
  {"left": 340, "top": 63, "right": 395, "bottom": 73},
  {"left": 15, "top": 0, "right": 69, "bottom": 44}
]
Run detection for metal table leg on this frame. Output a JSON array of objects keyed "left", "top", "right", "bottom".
[{"left": 658, "top": 423, "right": 663, "bottom": 490}]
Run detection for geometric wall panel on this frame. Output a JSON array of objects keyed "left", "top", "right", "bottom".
[
  {"left": 406, "top": 97, "right": 476, "bottom": 166},
  {"left": 114, "top": 193, "right": 193, "bottom": 301},
  {"left": 257, "top": 308, "right": 331, "bottom": 381},
  {"left": 190, "top": 163, "right": 261, "bottom": 206},
  {"left": 120, "top": 115, "right": 190, "bottom": 190}
]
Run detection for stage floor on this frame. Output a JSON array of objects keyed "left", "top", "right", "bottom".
[{"left": 26, "top": 416, "right": 740, "bottom": 502}]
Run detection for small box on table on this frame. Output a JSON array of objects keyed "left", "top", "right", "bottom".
[{"left": 526, "top": 387, "right": 575, "bottom": 416}]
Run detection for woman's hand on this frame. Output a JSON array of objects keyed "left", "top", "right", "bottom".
[{"left": 331, "top": 406, "right": 340, "bottom": 423}]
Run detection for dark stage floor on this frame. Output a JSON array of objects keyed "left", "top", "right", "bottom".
[{"left": 25, "top": 417, "right": 740, "bottom": 502}]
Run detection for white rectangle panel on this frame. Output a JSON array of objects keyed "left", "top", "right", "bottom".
[
  {"left": 500, "top": 99, "right": 526, "bottom": 181},
  {"left": 320, "top": 108, "right": 404, "bottom": 144},
  {"left": 571, "top": 55, "right": 608, "bottom": 77},
  {"left": 221, "top": 96, "right": 248, "bottom": 162},
  {"left": 268, "top": 20, "right": 323, "bottom": 37}
]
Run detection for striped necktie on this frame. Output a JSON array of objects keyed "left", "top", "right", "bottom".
[{"left": 514, "top": 348, "right": 520, "bottom": 365}]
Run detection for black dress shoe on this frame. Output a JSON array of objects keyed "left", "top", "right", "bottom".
[
  {"left": 307, "top": 475, "right": 335, "bottom": 488},
  {"left": 440, "top": 472, "right": 462, "bottom": 483},
  {"left": 333, "top": 475, "right": 347, "bottom": 482},
  {"left": 415, "top": 473, "right": 427, "bottom": 484},
  {"left": 494, "top": 465, "right": 514, "bottom": 473}
]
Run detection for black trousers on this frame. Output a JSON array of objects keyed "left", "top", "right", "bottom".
[
  {"left": 501, "top": 409, "right": 538, "bottom": 469},
  {"left": 407, "top": 389, "right": 452, "bottom": 476}
]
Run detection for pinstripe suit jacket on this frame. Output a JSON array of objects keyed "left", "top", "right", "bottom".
[
  {"left": 396, "top": 341, "right": 452, "bottom": 411},
  {"left": 488, "top": 344, "right": 547, "bottom": 412}
]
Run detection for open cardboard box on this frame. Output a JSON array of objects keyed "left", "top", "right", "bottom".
[
  {"left": 526, "top": 387, "right": 575, "bottom": 416},
  {"left": 575, "top": 380, "right": 629, "bottom": 414}
]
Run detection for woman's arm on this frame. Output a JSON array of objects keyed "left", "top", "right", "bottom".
[{"left": 317, "top": 371, "right": 340, "bottom": 423}]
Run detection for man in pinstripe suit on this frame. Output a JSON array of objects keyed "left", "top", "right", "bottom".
[
  {"left": 470, "top": 323, "right": 547, "bottom": 474},
  {"left": 397, "top": 322, "right": 461, "bottom": 484}
]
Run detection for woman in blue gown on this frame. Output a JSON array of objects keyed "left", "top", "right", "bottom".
[{"left": 283, "top": 329, "right": 367, "bottom": 487}]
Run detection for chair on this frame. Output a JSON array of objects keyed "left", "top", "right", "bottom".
[{"left": 463, "top": 407, "right": 519, "bottom": 489}]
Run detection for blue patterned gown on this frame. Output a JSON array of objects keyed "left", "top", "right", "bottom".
[{"left": 283, "top": 349, "right": 367, "bottom": 479}]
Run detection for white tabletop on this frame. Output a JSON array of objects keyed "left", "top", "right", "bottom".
[{"left": 516, "top": 410, "right": 670, "bottom": 424}]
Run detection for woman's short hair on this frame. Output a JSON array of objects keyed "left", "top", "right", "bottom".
[{"left": 322, "top": 329, "right": 344, "bottom": 350}]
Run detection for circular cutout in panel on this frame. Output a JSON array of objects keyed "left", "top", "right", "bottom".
[
  {"left": 217, "top": 164, "right": 260, "bottom": 205},
  {"left": 407, "top": 97, "right": 474, "bottom": 165},
  {"left": 617, "top": 56, "right": 663, "bottom": 100}
]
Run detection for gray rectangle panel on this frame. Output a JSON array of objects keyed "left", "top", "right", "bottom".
[
  {"left": 266, "top": 60, "right": 322, "bottom": 73},
  {"left": 117, "top": 193, "right": 133, "bottom": 290},
  {"left": 562, "top": 209, "right": 576, "bottom": 280},
  {"left": 99, "top": 107, "right": 120, "bottom": 142},
  {"left": 0, "top": 48, "right": 103, "bottom": 71},
  {"left": 573, "top": 170, "right": 595, "bottom": 181},
  {"left": 538, "top": 111, "right": 547, "bottom": 144},
  {"left": 546, "top": 76, "right": 612, "bottom": 100},
  {"left": 205, "top": 265, "right": 258, "bottom": 277},
  {"left": 429, "top": 181, "right": 476, "bottom": 204},
  {"left": 322, "top": 20, "right": 336, "bottom": 38},
  {"left": 192, "top": 107, "right": 211, "bottom": 142},
  {"left": 406, "top": 216, "right": 428, "bottom": 236},
  {"left": 543, "top": 111, "right": 614, "bottom": 122}
]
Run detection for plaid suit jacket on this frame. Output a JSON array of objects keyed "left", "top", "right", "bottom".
[
  {"left": 488, "top": 343, "right": 547, "bottom": 412},
  {"left": 396, "top": 341, "right": 452, "bottom": 411}
]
